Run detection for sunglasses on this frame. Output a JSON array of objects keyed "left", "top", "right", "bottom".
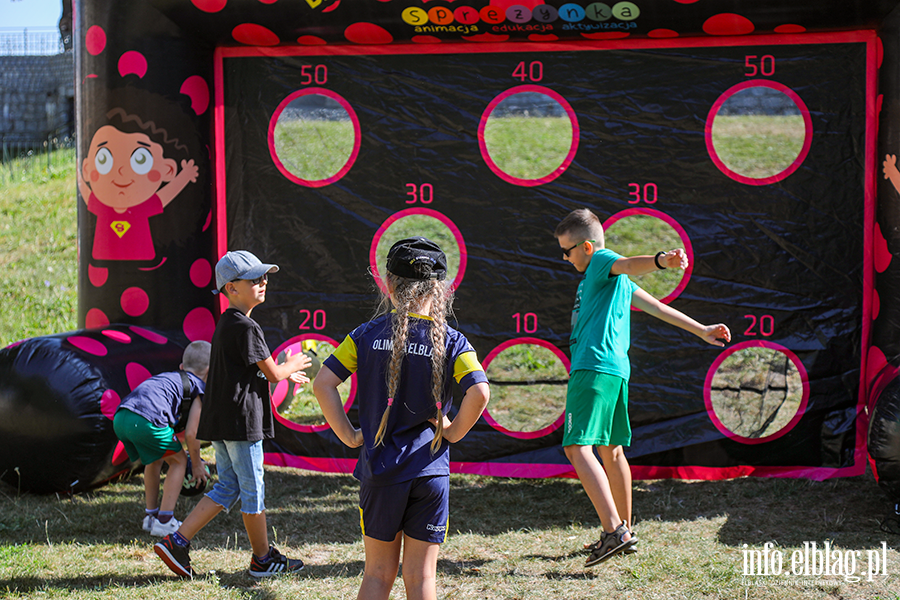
[
  {"left": 233, "top": 273, "right": 268, "bottom": 285},
  {"left": 561, "top": 240, "right": 594, "bottom": 258}
]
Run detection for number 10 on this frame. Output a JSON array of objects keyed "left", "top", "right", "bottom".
[{"left": 513, "top": 312, "right": 538, "bottom": 333}]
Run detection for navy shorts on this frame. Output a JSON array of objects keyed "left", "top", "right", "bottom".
[{"left": 359, "top": 475, "right": 450, "bottom": 544}]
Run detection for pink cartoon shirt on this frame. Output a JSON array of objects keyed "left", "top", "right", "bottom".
[{"left": 87, "top": 192, "right": 164, "bottom": 261}]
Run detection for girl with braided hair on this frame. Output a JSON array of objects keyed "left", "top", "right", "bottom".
[{"left": 314, "top": 237, "right": 490, "bottom": 600}]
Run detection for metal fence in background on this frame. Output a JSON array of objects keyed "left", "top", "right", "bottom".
[
  {"left": 0, "top": 126, "right": 75, "bottom": 184},
  {"left": 0, "top": 28, "right": 68, "bottom": 56}
]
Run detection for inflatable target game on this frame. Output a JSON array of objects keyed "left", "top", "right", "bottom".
[{"left": 3, "top": 0, "right": 900, "bottom": 499}]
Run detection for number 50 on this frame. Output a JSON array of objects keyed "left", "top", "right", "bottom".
[{"left": 744, "top": 55, "right": 775, "bottom": 77}]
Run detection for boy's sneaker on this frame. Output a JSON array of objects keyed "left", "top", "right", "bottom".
[
  {"left": 150, "top": 517, "right": 182, "bottom": 538},
  {"left": 154, "top": 534, "right": 194, "bottom": 578},
  {"left": 142, "top": 515, "right": 156, "bottom": 533},
  {"left": 248, "top": 546, "right": 304, "bottom": 578}
]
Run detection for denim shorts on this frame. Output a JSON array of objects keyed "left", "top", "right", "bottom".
[
  {"left": 359, "top": 475, "right": 450, "bottom": 544},
  {"left": 205, "top": 440, "right": 266, "bottom": 514}
]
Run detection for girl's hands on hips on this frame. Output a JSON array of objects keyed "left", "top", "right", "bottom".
[
  {"left": 428, "top": 414, "right": 453, "bottom": 430},
  {"left": 350, "top": 428, "right": 364, "bottom": 448}
]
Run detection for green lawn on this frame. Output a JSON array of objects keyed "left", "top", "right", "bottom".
[
  {"left": 605, "top": 214, "right": 686, "bottom": 299},
  {"left": 1, "top": 464, "right": 897, "bottom": 599},
  {"left": 485, "top": 343, "right": 568, "bottom": 432},
  {"left": 0, "top": 148, "right": 77, "bottom": 347},
  {"left": 483, "top": 116, "right": 573, "bottom": 180},
  {"left": 711, "top": 115, "right": 806, "bottom": 179},
  {"left": 273, "top": 119, "right": 355, "bottom": 181},
  {"left": 709, "top": 346, "right": 804, "bottom": 439}
]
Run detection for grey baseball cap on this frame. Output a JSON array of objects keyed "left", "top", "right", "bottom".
[{"left": 214, "top": 250, "right": 279, "bottom": 292}]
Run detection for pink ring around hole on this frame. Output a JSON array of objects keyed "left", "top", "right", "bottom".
[
  {"left": 705, "top": 79, "right": 812, "bottom": 186},
  {"left": 270, "top": 334, "right": 357, "bottom": 433},
  {"left": 480, "top": 337, "right": 569, "bottom": 439},
  {"left": 369, "top": 207, "right": 468, "bottom": 295},
  {"left": 268, "top": 88, "right": 361, "bottom": 188},
  {"left": 602, "top": 207, "right": 693, "bottom": 307},
  {"left": 703, "top": 340, "right": 809, "bottom": 445},
  {"left": 478, "top": 84, "right": 580, "bottom": 187}
]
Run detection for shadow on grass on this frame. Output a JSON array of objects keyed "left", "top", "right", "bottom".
[
  {"left": 435, "top": 557, "right": 490, "bottom": 576},
  {"left": 443, "top": 469, "right": 897, "bottom": 552},
  {"left": 0, "top": 574, "right": 165, "bottom": 594},
  {"left": 631, "top": 473, "right": 896, "bottom": 549},
  {"left": 3, "top": 463, "right": 897, "bottom": 555},
  {"left": 0, "top": 564, "right": 362, "bottom": 597}
]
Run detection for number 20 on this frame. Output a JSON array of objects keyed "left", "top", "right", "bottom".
[
  {"left": 743, "top": 314, "right": 774, "bottom": 336},
  {"left": 299, "top": 309, "right": 326, "bottom": 330}
]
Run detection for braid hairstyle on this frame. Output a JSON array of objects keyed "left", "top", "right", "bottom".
[
  {"left": 372, "top": 272, "right": 454, "bottom": 452},
  {"left": 426, "top": 278, "right": 452, "bottom": 453}
]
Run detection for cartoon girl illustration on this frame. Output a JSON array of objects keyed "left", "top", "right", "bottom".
[{"left": 78, "top": 108, "right": 199, "bottom": 262}]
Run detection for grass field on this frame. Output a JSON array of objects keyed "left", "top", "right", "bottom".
[
  {"left": 482, "top": 116, "right": 573, "bottom": 180},
  {"left": 274, "top": 340, "right": 350, "bottom": 427},
  {"left": 2, "top": 464, "right": 898, "bottom": 599},
  {"left": 484, "top": 343, "right": 568, "bottom": 433},
  {"left": 0, "top": 148, "right": 77, "bottom": 347},
  {"left": 273, "top": 118, "right": 356, "bottom": 181},
  {"left": 605, "top": 215, "right": 686, "bottom": 299},
  {"left": 708, "top": 346, "right": 804, "bottom": 439},
  {"left": 3, "top": 136, "right": 898, "bottom": 599},
  {"left": 711, "top": 115, "right": 806, "bottom": 179}
]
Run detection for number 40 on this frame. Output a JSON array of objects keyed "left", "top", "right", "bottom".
[{"left": 512, "top": 61, "right": 543, "bottom": 82}]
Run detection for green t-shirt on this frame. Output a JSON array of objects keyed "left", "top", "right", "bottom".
[{"left": 569, "top": 248, "right": 639, "bottom": 380}]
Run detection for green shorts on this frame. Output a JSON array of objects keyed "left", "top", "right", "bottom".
[
  {"left": 112, "top": 409, "right": 183, "bottom": 464},
  {"left": 563, "top": 370, "right": 631, "bottom": 447}
]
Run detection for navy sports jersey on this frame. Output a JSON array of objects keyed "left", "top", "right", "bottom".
[{"left": 324, "top": 313, "right": 487, "bottom": 486}]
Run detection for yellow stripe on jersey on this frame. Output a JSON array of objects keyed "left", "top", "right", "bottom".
[
  {"left": 359, "top": 506, "right": 365, "bottom": 535},
  {"left": 453, "top": 351, "right": 483, "bottom": 383},
  {"left": 331, "top": 334, "right": 359, "bottom": 373}
]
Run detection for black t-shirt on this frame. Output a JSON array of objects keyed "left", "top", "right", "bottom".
[{"left": 197, "top": 308, "right": 273, "bottom": 442}]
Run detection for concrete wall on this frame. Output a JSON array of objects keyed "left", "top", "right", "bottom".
[{"left": 0, "top": 52, "right": 74, "bottom": 147}]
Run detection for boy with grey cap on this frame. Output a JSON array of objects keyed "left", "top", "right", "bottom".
[{"left": 155, "top": 250, "right": 311, "bottom": 579}]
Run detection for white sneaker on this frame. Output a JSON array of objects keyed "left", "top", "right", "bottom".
[
  {"left": 142, "top": 515, "right": 157, "bottom": 532},
  {"left": 150, "top": 518, "right": 182, "bottom": 537}
]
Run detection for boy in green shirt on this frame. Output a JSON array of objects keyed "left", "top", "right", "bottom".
[{"left": 555, "top": 208, "right": 731, "bottom": 567}]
